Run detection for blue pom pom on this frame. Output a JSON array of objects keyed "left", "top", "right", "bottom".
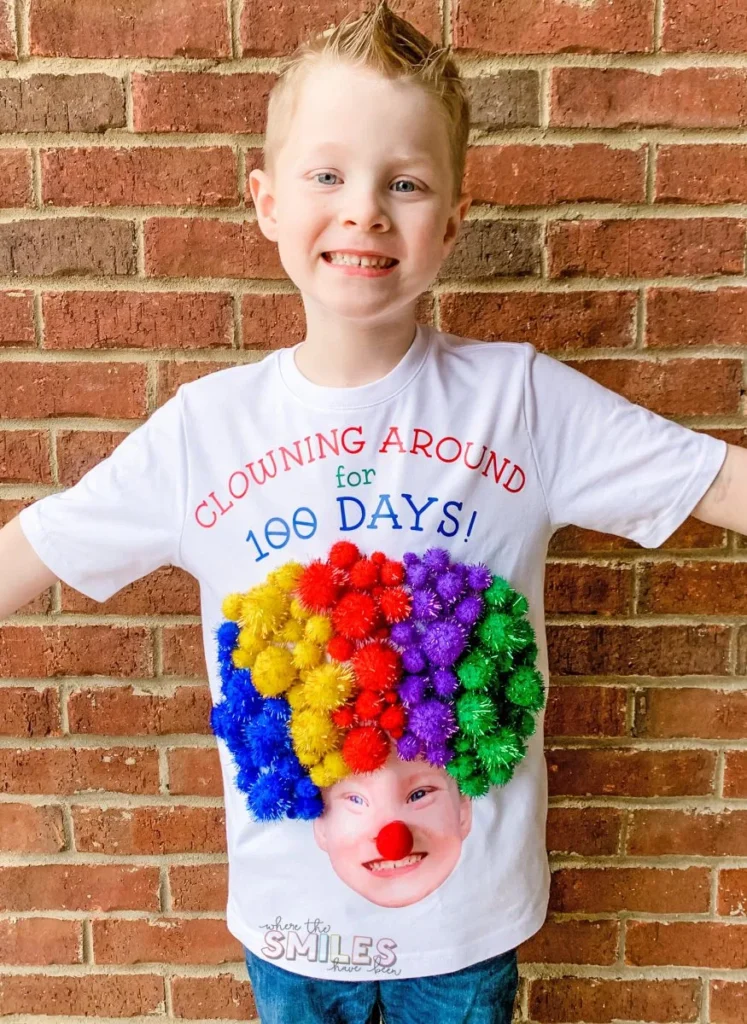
[
  {"left": 245, "top": 713, "right": 290, "bottom": 768},
  {"left": 214, "top": 620, "right": 240, "bottom": 650},
  {"left": 293, "top": 794, "right": 324, "bottom": 820},
  {"left": 248, "top": 769, "right": 293, "bottom": 821},
  {"left": 236, "top": 761, "right": 261, "bottom": 789}
]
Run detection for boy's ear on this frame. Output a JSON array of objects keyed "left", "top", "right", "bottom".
[
  {"left": 442, "top": 192, "right": 472, "bottom": 256},
  {"left": 248, "top": 168, "right": 279, "bottom": 243}
]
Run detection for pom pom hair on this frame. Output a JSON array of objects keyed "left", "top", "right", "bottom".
[{"left": 210, "top": 543, "right": 545, "bottom": 822}]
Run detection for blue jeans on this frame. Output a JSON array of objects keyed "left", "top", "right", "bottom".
[{"left": 244, "top": 946, "right": 519, "bottom": 1024}]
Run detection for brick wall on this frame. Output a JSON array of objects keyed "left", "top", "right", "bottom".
[{"left": 0, "top": 1, "right": 746, "bottom": 1022}]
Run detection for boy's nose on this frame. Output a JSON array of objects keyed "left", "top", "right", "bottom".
[{"left": 375, "top": 820, "right": 413, "bottom": 860}]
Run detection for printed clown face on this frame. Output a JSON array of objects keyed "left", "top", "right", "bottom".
[{"left": 313, "top": 742, "right": 472, "bottom": 908}]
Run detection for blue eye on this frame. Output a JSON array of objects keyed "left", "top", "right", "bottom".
[
  {"left": 312, "top": 173, "right": 420, "bottom": 192},
  {"left": 408, "top": 788, "right": 428, "bottom": 803}
]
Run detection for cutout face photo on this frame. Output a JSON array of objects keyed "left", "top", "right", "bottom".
[{"left": 313, "top": 743, "right": 473, "bottom": 908}]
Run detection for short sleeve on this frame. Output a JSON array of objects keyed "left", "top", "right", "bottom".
[
  {"left": 18, "top": 386, "right": 188, "bottom": 603},
  {"left": 522, "top": 344, "right": 728, "bottom": 548}
]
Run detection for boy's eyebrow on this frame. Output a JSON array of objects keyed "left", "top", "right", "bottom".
[{"left": 303, "top": 143, "right": 435, "bottom": 164}]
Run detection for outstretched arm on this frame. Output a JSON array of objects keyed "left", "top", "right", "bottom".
[
  {"left": 692, "top": 444, "right": 747, "bottom": 536},
  {"left": 0, "top": 516, "right": 58, "bottom": 619}
]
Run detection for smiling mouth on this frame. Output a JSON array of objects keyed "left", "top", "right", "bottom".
[{"left": 362, "top": 852, "right": 427, "bottom": 873}]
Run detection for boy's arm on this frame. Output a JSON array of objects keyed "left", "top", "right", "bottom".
[
  {"left": 691, "top": 443, "right": 747, "bottom": 536},
  {"left": 0, "top": 516, "right": 59, "bottom": 618}
]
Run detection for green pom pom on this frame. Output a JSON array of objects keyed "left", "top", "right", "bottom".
[
  {"left": 509, "top": 592, "right": 529, "bottom": 616},
  {"left": 506, "top": 666, "right": 546, "bottom": 711},
  {"left": 486, "top": 762, "right": 515, "bottom": 786},
  {"left": 509, "top": 707, "right": 537, "bottom": 738},
  {"left": 455, "top": 691, "right": 497, "bottom": 736},
  {"left": 457, "top": 648, "right": 494, "bottom": 690},
  {"left": 511, "top": 618, "right": 536, "bottom": 651},
  {"left": 446, "top": 752, "right": 479, "bottom": 783},
  {"left": 483, "top": 576, "right": 513, "bottom": 609},
  {"left": 475, "top": 611, "right": 513, "bottom": 652},
  {"left": 475, "top": 728, "right": 525, "bottom": 773},
  {"left": 452, "top": 733, "right": 475, "bottom": 754},
  {"left": 459, "top": 772, "right": 490, "bottom": 798}
]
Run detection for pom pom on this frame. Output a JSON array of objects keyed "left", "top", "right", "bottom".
[
  {"left": 379, "top": 702, "right": 406, "bottom": 734},
  {"left": 342, "top": 724, "right": 391, "bottom": 773},
  {"left": 331, "top": 703, "right": 356, "bottom": 729},
  {"left": 270, "top": 561, "right": 304, "bottom": 593},
  {"left": 328, "top": 540, "right": 360, "bottom": 568},
  {"left": 411, "top": 587, "right": 443, "bottom": 622},
  {"left": 376, "top": 820, "right": 413, "bottom": 860},
  {"left": 292, "top": 639, "right": 323, "bottom": 671},
  {"left": 305, "top": 615, "right": 333, "bottom": 645},
  {"left": 401, "top": 646, "right": 427, "bottom": 674},
  {"left": 215, "top": 620, "right": 240, "bottom": 650},
  {"left": 332, "top": 591, "right": 379, "bottom": 640},
  {"left": 466, "top": 564, "right": 493, "bottom": 592},
  {"left": 290, "top": 708, "right": 340, "bottom": 762},
  {"left": 389, "top": 620, "right": 418, "bottom": 647},
  {"left": 378, "top": 586, "right": 412, "bottom": 623},
  {"left": 327, "top": 635, "right": 354, "bottom": 662},
  {"left": 297, "top": 561, "right": 343, "bottom": 611},
  {"left": 456, "top": 691, "right": 497, "bottom": 737},
  {"left": 432, "top": 667, "right": 459, "bottom": 698},
  {"left": 402, "top": 552, "right": 420, "bottom": 566},
  {"left": 398, "top": 674, "right": 428, "bottom": 706},
  {"left": 435, "top": 568, "right": 467, "bottom": 604},
  {"left": 422, "top": 547, "right": 451, "bottom": 574},
  {"left": 355, "top": 689, "right": 384, "bottom": 720},
  {"left": 454, "top": 594, "right": 484, "bottom": 628},
  {"left": 371, "top": 551, "right": 387, "bottom": 565},
  {"left": 276, "top": 619, "right": 304, "bottom": 643},
  {"left": 421, "top": 619, "right": 467, "bottom": 668},
  {"left": 221, "top": 593, "right": 244, "bottom": 621},
  {"left": 351, "top": 641, "right": 401, "bottom": 691},
  {"left": 247, "top": 770, "right": 292, "bottom": 821},
  {"left": 457, "top": 649, "right": 494, "bottom": 690},
  {"left": 302, "top": 662, "right": 355, "bottom": 712},
  {"left": 309, "top": 749, "right": 350, "bottom": 787},
  {"left": 483, "top": 575, "right": 513, "bottom": 607},
  {"left": 379, "top": 559, "right": 405, "bottom": 585},
  {"left": 506, "top": 666, "right": 546, "bottom": 711},
  {"left": 251, "top": 645, "right": 296, "bottom": 696},
  {"left": 397, "top": 731, "right": 423, "bottom": 760},
  {"left": 405, "top": 562, "right": 430, "bottom": 589},
  {"left": 408, "top": 698, "right": 457, "bottom": 745},
  {"left": 240, "top": 583, "right": 290, "bottom": 638},
  {"left": 349, "top": 557, "right": 379, "bottom": 589}
]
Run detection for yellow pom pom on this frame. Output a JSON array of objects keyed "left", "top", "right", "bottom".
[
  {"left": 302, "top": 662, "right": 355, "bottom": 712},
  {"left": 309, "top": 750, "right": 349, "bottom": 787},
  {"left": 292, "top": 640, "right": 323, "bottom": 671},
  {"left": 290, "top": 708, "right": 340, "bottom": 761},
  {"left": 236, "top": 628, "right": 267, "bottom": 666},
  {"left": 232, "top": 647, "right": 253, "bottom": 670},
  {"left": 222, "top": 593, "right": 244, "bottom": 621},
  {"left": 252, "top": 644, "right": 296, "bottom": 697},
  {"left": 276, "top": 618, "right": 305, "bottom": 643},
  {"left": 286, "top": 682, "right": 308, "bottom": 711},
  {"left": 272, "top": 561, "right": 305, "bottom": 593},
  {"left": 290, "top": 597, "right": 311, "bottom": 622},
  {"left": 240, "top": 584, "right": 290, "bottom": 638},
  {"left": 305, "top": 615, "right": 333, "bottom": 645}
]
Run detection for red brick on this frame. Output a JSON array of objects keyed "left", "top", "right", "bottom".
[
  {"left": 42, "top": 291, "right": 233, "bottom": 350},
  {"left": 241, "top": 293, "right": 306, "bottom": 350},
  {"left": 563, "top": 358, "right": 741, "bottom": 416},
  {"left": 548, "top": 624, "right": 731, "bottom": 677},
  {"left": 0, "top": 151, "right": 32, "bottom": 207},
  {"left": 132, "top": 71, "right": 274, "bottom": 133},
  {"left": 0, "top": 360, "right": 146, "bottom": 419},
  {"left": 711, "top": 980, "right": 747, "bottom": 1023},
  {"left": 0, "top": 685, "right": 59, "bottom": 736},
  {"left": 169, "top": 863, "right": 228, "bottom": 911},
  {"left": 465, "top": 144, "right": 645, "bottom": 205},
  {"left": 657, "top": 145, "right": 747, "bottom": 203},
  {"left": 240, "top": 0, "right": 439, "bottom": 57},
  {"left": 545, "top": 685, "right": 627, "bottom": 738},
  {"left": 717, "top": 869, "right": 747, "bottom": 917},
  {"left": 162, "top": 625, "right": 209, "bottom": 678},
  {"left": 157, "top": 360, "right": 231, "bottom": 401},
  {"left": 29, "top": 0, "right": 230, "bottom": 58},
  {"left": 627, "top": 809, "right": 747, "bottom": 856},
  {"left": 0, "top": 746, "right": 159, "bottom": 795},
  {"left": 634, "top": 688, "right": 747, "bottom": 740},
  {"left": 0, "top": 218, "right": 136, "bottom": 277},
  {"left": 552, "top": 68, "right": 747, "bottom": 129},
  {"left": 647, "top": 287, "right": 747, "bottom": 348},
  {"left": 549, "top": 516, "right": 726, "bottom": 555},
  {"left": 144, "top": 217, "right": 283, "bottom": 278},
  {"left": 546, "top": 748, "right": 716, "bottom": 797},
  {"left": 0, "top": 290, "right": 34, "bottom": 347},
  {"left": 663, "top": 0, "right": 747, "bottom": 53},
  {"left": 41, "top": 146, "right": 238, "bottom": 207},
  {"left": 529, "top": 976, "right": 700, "bottom": 1023},
  {"left": 452, "top": 0, "right": 653, "bottom": 54},
  {"left": 723, "top": 751, "right": 747, "bottom": 798},
  {"left": 61, "top": 566, "right": 199, "bottom": 616},
  {"left": 551, "top": 866, "right": 710, "bottom": 914},
  {"left": 545, "top": 563, "right": 632, "bottom": 615},
  {"left": 519, "top": 919, "right": 619, "bottom": 966},
  {"left": 639, "top": 562, "right": 747, "bottom": 614},
  {"left": 0, "top": 430, "right": 51, "bottom": 484},
  {"left": 172, "top": 974, "right": 257, "bottom": 1021},
  {"left": 466, "top": 72, "right": 541, "bottom": 130},
  {"left": 92, "top": 917, "right": 240, "bottom": 963},
  {"left": 0, "top": 624, "right": 152, "bottom": 679},
  {"left": 0, "top": 863, "right": 159, "bottom": 910},
  {"left": 73, "top": 805, "right": 225, "bottom": 855},
  {"left": 68, "top": 685, "right": 210, "bottom": 736},
  {"left": 0, "top": 75, "right": 125, "bottom": 132},
  {"left": 0, "top": 918, "right": 81, "bottom": 964},
  {"left": 626, "top": 921, "right": 747, "bottom": 968},
  {"left": 439, "top": 290, "right": 637, "bottom": 351},
  {"left": 0, "top": 0, "right": 14, "bottom": 58},
  {"left": 168, "top": 746, "right": 223, "bottom": 797},
  {"left": 549, "top": 218, "right": 746, "bottom": 279},
  {"left": 0, "top": 803, "right": 65, "bottom": 853},
  {"left": 546, "top": 807, "right": 623, "bottom": 856},
  {"left": 0, "top": 974, "right": 164, "bottom": 1017}
]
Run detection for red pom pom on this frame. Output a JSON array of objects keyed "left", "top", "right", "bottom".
[
  {"left": 380, "top": 559, "right": 405, "bottom": 585},
  {"left": 351, "top": 641, "right": 400, "bottom": 691},
  {"left": 384, "top": 689, "right": 399, "bottom": 704},
  {"left": 327, "top": 634, "right": 354, "bottom": 662},
  {"left": 379, "top": 586, "right": 411, "bottom": 623},
  {"left": 389, "top": 726, "right": 404, "bottom": 740},
  {"left": 343, "top": 724, "right": 390, "bottom": 773},
  {"left": 332, "top": 704, "right": 356, "bottom": 729},
  {"left": 332, "top": 591, "right": 379, "bottom": 641},
  {"left": 355, "top": 689, "right": 384, "bottom": 720},
  {"left": 297, "top": 561, "right": 342, "bottom": 610},
  {"left": 373, "top": 625, "right": 390, "bottom": 641},
  {"left": 376, "top": 820, "right": 413, "bottom": 860},
  {"left": 329, "top": 541, "right": 359, "bottom": 569},
  {"left": 379, "top": 703, "right": 406, "bottom": 733},
  {"left": 371, "top": 551, "right": 386, "bottom": 565},
  {"left": 349, "top": 557, "right": 379, "bottom": 590}
]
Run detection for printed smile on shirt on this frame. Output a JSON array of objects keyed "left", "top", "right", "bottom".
[{"left": 313, "top": 742, "right": 473, "bottom": 909}]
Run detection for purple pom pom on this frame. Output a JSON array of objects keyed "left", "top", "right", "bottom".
[
  {"left": 397, "top": 731, "right": 424, "bottom": 760},
  {"left": 432, "top": 667, "right": 459, "bottom": 698},
  {"left": 421, "top": 619, "right": 467, "bottom": 668},
  {"left": 408, "top": 698, "right": 457, "bottom": 744},
  {"left": 422, "top": 547, "right": 451, "bottom": 574},
  {"left": 406, "top": 562, "right": 430, "bottom": 588},
  {"left": 467, "top": 563, "right": 492, "bottom": 592},
  {"left": 389, "top": 620, "right": 418, "bottom": 647},
  {"left": 398, "top": 673, "right": 429, "bottom": 705},
  {"left": 402, "top": 645, "right": 427, "bottom": 674},
  {"left": 411, "top": 587, "right": 443, "bottom": 622},
  {"left": 454, "top": 593, "right": 484, "bottom": 627},
  {"left": 425, "top": 741, "right": 453, "bottom": 768},
  {"left": 402, "top": 552, "right": 421, "bottom": 567},
  {"left": 435, "top": 567, "right": 467, "bottom": 604}
]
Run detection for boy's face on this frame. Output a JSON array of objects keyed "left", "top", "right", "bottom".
[
  {"left": 248, "top": 62, "right": 471, "bottom": 324},
  {"left": 313, "top": 745, "right": 473, "bottom": 909}
]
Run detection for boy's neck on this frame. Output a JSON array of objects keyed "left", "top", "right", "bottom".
[{"left": 292, "top": 318, "right": 419, "bottom": 389}]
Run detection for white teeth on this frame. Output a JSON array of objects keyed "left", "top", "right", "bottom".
[
  {"left": 368, "top": 853, "right": 423, "bottom": 872},
  {"left": 325, "top": 252, "right": 396, "bottom": 268}
]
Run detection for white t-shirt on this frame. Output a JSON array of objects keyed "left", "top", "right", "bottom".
[{"left": 18, "top": 323, "right": 727, "bottom": 981}]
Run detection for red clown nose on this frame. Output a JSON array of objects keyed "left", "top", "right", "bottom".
[{"left": 375, "top": 820, "right": 414, "bottom": 861}]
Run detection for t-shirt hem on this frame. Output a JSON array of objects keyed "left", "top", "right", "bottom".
[
  {"left": 17, "top": 503, "right": 109, "bottom": 603},
  {"left": 226, "top": 890, "right": 549, "bottom": 982}
]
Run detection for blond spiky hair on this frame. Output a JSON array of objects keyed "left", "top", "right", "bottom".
[{"left": 262, "top": 0, "right": 471, "bottom": 205}]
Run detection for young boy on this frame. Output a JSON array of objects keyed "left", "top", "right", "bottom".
[{"left": 1, "top": 3, "right": 746, "bottom": 1023}]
